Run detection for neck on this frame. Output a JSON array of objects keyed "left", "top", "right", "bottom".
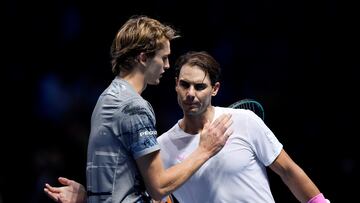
[
  {"left": 180, "top": 106, "right": 215, "bottom": 134},
  {"left": 119, "top": 68, "right": 146, "bottom": 94}
]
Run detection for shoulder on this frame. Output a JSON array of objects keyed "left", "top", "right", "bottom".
[
  {"left": 215, "top": 106, "right": 259, "bottom": 121},
  {"left": 122, "top": 97, "right": 152, "bottom": 112},
  {"left": 157, "top": 123, "right": 179, "bottom": 143},
  {"left": 215, "top": 106, "right": 268, "bottom": 133}
]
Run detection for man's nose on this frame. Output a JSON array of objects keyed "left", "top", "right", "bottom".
[
  {"left": 164, "top": 60, "right": 170, "bottom": 70},
  {"left": 186, "top": 86, "right": 196, "bottom": 98}
]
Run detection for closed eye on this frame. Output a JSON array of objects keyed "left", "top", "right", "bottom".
[
  {"left": 162, "top": 55, "right": 169, "bottom": 62},
  {"left": 194, "top": 84, "right": 207, "bottom": 90},
  {"left": 179, "top": 80, "right": 190, "bottom": 89},
  {"left": 179, "top": 80, "right": 208, "bottom": 90}
]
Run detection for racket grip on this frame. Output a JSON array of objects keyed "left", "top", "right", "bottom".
[{"left": 307, "top": 193, "right": 330, "bottom": 203}]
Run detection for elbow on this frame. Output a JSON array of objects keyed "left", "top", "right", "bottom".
[{"left": 147, "top": 188, "right": 167, "bottom": 201}]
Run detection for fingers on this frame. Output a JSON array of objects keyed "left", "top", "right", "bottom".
[
  {"left": 212, "top": 113, "right": 232, "bottom": 128},
  {"left": 44, "top": 187, "right": 60, "bottom": 202},
  {"left": 58, "top": 177, "right": 72, "bottom": 186},
  {"left": 203, "top": 119, "right": 210, "bottom": 128},
  {"left": 214, "top": 114, "right": 233, "bottom": 148},
  {"left": 222, "top": 115, "right": 233, "bottom": 131},
  {"left": 225, "top": 128, "right": 233, "bottom": 138},
  {"left": 224, "top": 115, "right": 234, "bottom": 138},
  {"left": 45, "top": 183, "right": 61, "bottom": 193},
  {"left": 211, "top": 113, "right": 232, "bottom": 136},
  {"left": 198, "top": 113, "right": 234, "bottom": 156}
]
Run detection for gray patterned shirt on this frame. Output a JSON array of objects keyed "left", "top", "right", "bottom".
[{"left": 86, "top": 77, "right": 160, "bottom": 203}]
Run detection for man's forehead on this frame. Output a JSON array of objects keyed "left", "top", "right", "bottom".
[
  {"left": 156, "top": 40, "right": 171, "bottom": 55},
  {"left": 179, "top": 65, "right": 210, "bottom": 84}
]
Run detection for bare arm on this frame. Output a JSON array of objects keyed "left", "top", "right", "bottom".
[
  {"left": 269, "top": 149, "right": 322, "bottom": 203},
  {"left": 44, "top": 177, "right": 172, "bottom": 203},
  {"left": 44, "top": 114, "right": 232, "bottom": 202},
  {"left": 136, "top": 113, "right": 233, "bottom": 200}
]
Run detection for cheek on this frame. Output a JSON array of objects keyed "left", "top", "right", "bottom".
[
  {"left": 150, "top": 66, "right": 162, "bottom": 76},
  {"left": 199, "top": 93, "right": 212, "bottom": 103},
  {"left": 177, "top": 90, "right": 186, "bottom": 99},
  {"left": 176, "top": 89, "right": 189, "bottom": 101},
  {"left": 149, "top": 60, "right": 162, "bottom": 73},
  {"left": 177, "top": 94, "right": 183, "bottom": 106},
  {"left": 156, "top": 58, "right": 164, "bottom": 67}
]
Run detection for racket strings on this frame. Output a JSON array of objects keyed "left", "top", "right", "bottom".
[{"left": 229, "top": 99, "right": 265, "bottom": 120}]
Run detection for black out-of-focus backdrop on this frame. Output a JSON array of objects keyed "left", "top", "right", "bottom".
[{"left": 3, "top": 0, "right": 358, "bottom": 202}]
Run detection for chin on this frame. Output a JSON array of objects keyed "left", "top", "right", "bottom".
[
  {"left": 186, "top": 109, "right": 200, "bottom": 116},
  {"left": 149, "top": 80, "right": 160, "bottom": 85}
]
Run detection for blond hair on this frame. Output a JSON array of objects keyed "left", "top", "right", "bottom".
[{"left": 111, "top": 16, "right": 179, "bottom": 75}]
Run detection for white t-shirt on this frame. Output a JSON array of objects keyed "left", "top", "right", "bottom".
[{"left": 157, "top": 106, "right": 283, "bottom": 203}]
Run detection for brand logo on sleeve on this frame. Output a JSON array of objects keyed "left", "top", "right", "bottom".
[{"left": 139, "top": 130, "right": 157, "bottom": 137}]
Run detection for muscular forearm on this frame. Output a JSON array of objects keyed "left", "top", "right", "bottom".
[
  {"left": 280, "top": 164, "right": 321, "bottom": 203},
  {"left": 142, "top": 147, "right": 211, "bottom": 200},
  {"left": 270, "top": 150, "right": 323, "bottom": 203},
  {"left": 160, "top": 147, "right": 211, "bottom": 191},
  {"left": 139, "top": 114, "right": 232, "bottom": 200}
]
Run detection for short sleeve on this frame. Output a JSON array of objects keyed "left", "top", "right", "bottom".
[
  {"left": 116, "top": 100, "right": 160, "bottom": 159},
  {"left": 246, "top": 111, "right": 283, "bottom": 166}
]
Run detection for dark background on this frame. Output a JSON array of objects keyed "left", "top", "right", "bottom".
[{"left": 2, "top": 0, "right": 358, "bottom": 202}]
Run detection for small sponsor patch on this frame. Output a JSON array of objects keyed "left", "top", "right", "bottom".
[{"left": 139, "top": 130, "right": 157, "bottom": 137}]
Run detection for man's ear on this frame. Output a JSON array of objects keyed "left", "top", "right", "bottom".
[
  {"left": 138, "top": 52, "right": 147, "bottom": 64},
  {"left": 175, "top": 77, "right": 178, "bottom": 89},
  {"left": 211, "top": 82, "right": 220, "bottom": 96}
]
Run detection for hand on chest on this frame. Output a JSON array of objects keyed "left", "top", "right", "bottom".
[{"left": 175, "top": 136, "right": 255, "bottom": 174}]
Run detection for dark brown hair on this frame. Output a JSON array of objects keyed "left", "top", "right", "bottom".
[{"left": 174, "top": 51, "right": 221, "bottom": 86}]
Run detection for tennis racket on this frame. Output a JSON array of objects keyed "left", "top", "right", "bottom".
[{"left": 228, "top": 99, "right": 265, "bottom": 120}]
